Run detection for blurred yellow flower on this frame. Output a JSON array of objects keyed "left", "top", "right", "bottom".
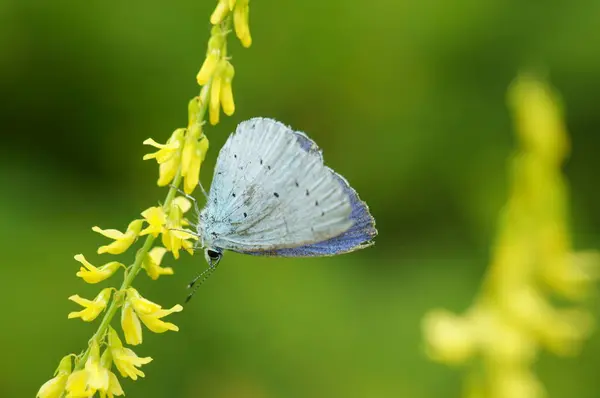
[
  {"left": 68, "top": 288, "right": 112, "bottom": 322},
  {"left": 143, "top": 128, "right": 186, "bottom": 186},
  {"left": 142, "top": 247, "right": 173, "bottom": 280},
  {"left": 36, "top": 354, "right": 72, "bottom": 398},
  {"left": 108, "top": 327, "right": 153, "bottom": 380},
  {"left": 422, "top": 309, "right": 475, "bottom": 365},
  {"left": 92, "top": 219, "right": 144, "bottom": 255},
  {"left": 74, "top": 254, "right": 123, "bottom": 284},
  {"left": 422, "top": 74, "right": 599, "bottom": 398}
]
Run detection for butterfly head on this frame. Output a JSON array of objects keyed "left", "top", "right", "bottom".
[{"left": 204, "top": 247, "right": 223, "bottom": 267}]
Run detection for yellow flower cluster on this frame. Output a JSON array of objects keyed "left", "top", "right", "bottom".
[
  {"left": 422, "top": 74, "right": 599, "bottom": 398},
  {"left": 38, "top": 1, "right": 254, "bottom": 396},
  {"left": 197, "top": 0, "right": 252, "bottom": 126}
]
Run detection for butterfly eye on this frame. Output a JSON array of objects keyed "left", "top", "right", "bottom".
[{"left": 207, "top": 249, "right": 221, "bottom": 260}]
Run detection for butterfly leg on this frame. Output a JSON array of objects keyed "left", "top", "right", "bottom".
[{"left": 169, "top": 184, "right": 201, "bottom": 218}]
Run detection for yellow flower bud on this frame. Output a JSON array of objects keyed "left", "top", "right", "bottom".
[
  {"left": 220, "top": 61, "right": 235, "bottom": 116},
  {"left": 210, "top": 0, "right": 230, "bottom": 25}
]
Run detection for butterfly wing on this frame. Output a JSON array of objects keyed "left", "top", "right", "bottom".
[
  {"left": 245, "top": 130, "right": 377, "bottom": 256},
  {"left": 200, "top": 117, "right": 376, "bottom": 255}
]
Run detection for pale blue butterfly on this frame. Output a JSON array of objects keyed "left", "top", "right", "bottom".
[{"left": 187, "top": 117, "right": 376, "bottom": 300}]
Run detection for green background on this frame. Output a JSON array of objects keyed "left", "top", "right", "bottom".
[{"left": 2, "top": 0, "right": 600, "bottom": 397}]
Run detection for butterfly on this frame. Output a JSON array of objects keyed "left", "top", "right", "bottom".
[{"left": 186, "top": 118, "right": 376, "bottom": 300}]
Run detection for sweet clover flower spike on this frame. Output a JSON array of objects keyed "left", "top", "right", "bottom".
[
  {"left": 422, "top": 73, "right": 599, "bottom": 398},
  {"left": 92, "top": 219, "right": 144, "bottom": 255},
  {"left": 68, "top": 288, "right": 112, "bottom": 322},
  {"left": 108, "top": 327, "right": 153, "bottom": 380},
  {"left": 37, "top": 354, "right": 73, "bottom": 398},
  {"left": 39, "top": 2, "right": 255, "bottom": 395},
  {"left": 74, "top": 254, "right": 124, "bottom": 283}
]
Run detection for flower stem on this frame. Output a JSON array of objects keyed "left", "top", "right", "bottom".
[{"left": 73, "top": 14, "right": 231, "bottom": 371}]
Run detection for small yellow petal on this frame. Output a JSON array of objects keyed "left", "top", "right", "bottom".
[
  {"left": 65, "top": 370, "right": 92, "bottom": 397},
  {"left": 138, "top": 304, "right": 184, "bottom": 333},
  {"left": 92, "top": 227, "right": 124, "bottom": 240},
  {"left": 209, "top": 75, "right": 222, "bottom": 125},
  {"left": 197, "top": 53, "right": 220, "bottom": 86},
  {"left": 121, "top": 300, "right": 143, "bottom": 346},
  {"left": 140, "top": 207, "right": 166, "bottom": 237}
]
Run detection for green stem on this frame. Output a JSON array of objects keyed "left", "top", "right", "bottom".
[{"left": 73, "top": 13, "right": 233, "bottom": 372}]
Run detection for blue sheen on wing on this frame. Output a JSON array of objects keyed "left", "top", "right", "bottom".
[{"left": 243, "top": 129, "right": 377, "bottom": 257}]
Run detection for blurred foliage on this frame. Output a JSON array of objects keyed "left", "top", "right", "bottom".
[{"left": 2, "top": 0, "right": 600, "bottom": 397}]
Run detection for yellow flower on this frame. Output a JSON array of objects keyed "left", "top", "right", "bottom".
[
  {"left": 197, "top": 26, "right": 225, "bottom": 85},
  {"left": 65, "top": 340, "right": 109, "bottom": 397},
  {"left": 220, "top": 61, "right": 235, "bottom": 116},
  {"left": 74, "top": 254, "right": 123, "bottom": 284},
  {"left": 139, "top": 206, "right": 166, "bottom": 238},
  {"left": 68, "top": 288, "right": 112, "bottom": 322},
  {"left": 142, "top": 247, "right": 174, "bottom": 280},
  {"left": 121, "top": 298, "right": 143, "bottom": 346},
  {"left": 37, "top": 354, "right": 72, "bottom": 398},
  {"left": 108, "top": 327, "right": 153, "bottom": 380},
  {"left": 233, "top": 0, "right": 252, "bottom": 48},
  {"left": 209, "top": 62, "right": 224, "bottom": 125},
  {"left": 139, "top": 198, "right": 196, "bottom": 258},
  {"left": 143, "top": 128, "right": 186, "bottom": 186},
  {"left": 98, "top": 342, "right": 125, "bottom": 398},
  {"left": 181, "top": 128, "right": 209, "bottom": 194},
  {"left": 163, "top": 197, "right": 197, "bottom": 259},
  {"left": 127, "top": 288, "right": 184, "bottom": 333},
  {"left": 92, "top": 219, "right": 144, "bottom": 255}
]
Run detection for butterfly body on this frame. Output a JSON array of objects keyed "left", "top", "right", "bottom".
[{"left": 197, "top": 118, "right": 376, "bottom": 265}]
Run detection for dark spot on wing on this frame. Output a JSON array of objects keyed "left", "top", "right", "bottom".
[
  {"left": 321, "top": 211, "right": 325, "bottom": 216},
  {"left": 294, "top": 180, "right": 299, "bottom": 187},
  {"left": 267, "top": 165, "right": 271, "bottom": 170},
  {"left": 232, "top": 193, "right": 236, "bottom": 197},
  {"left": 211, "top": 232, "right": 217, "bottom": 237},
  {"left": 306, "top": 189, "right": 310, "bottom": 196},
  {"left": 243, "top": 212, "right": 247, "bottom": 218},
  {"left": 251, "top": 122, "right": 256, "bottom": 129},
  {"left": 315, "top": 200, "right": 319, "bottom": 206},
  {"left": 260, "top": 159, "right": 263, "bottom": 165},
  {"left": 234, "top": 154, "right": 237, "bottom": 159},
  {"left": 274, "top": 192, "right": 279, "bottom": 198}
]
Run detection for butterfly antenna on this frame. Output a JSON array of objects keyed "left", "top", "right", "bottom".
[{"left": 185, "top": 262, "right": 220, "bottom": 303}]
